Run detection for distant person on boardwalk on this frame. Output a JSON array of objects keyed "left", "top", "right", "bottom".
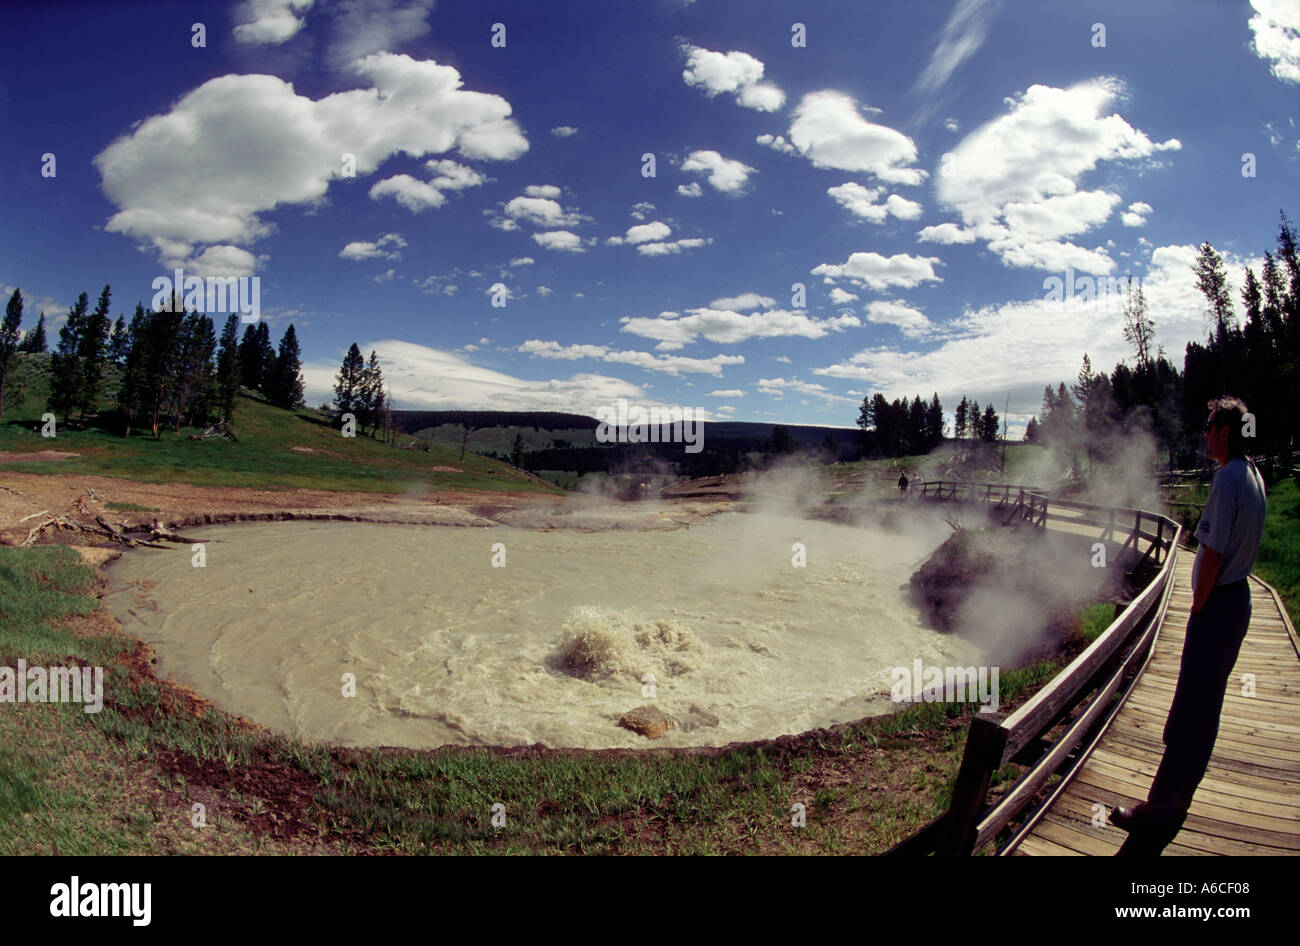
[
  {"left": 897, "top": 472, "right": 909, "bottom": 495},
  {"left": 1110, "top": 396, "right": 1266, "bottom": 855}
]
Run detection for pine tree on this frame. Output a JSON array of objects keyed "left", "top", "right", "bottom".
[
  {"left": 907, "top": 395, "right": 925, "bottom": 455},
  {"left": 1072, "top": 353, "right": 1116, "bottom": 470},
  {"left": 117, "top": 303, "right": 147, "bottom": 436},
  {"left": 238, "top": 324, "right": 261, "bottom": 389},
  {"left": 510, "top": 431, "right": 525, "bottom": 468},
  {"left": 107, "top": 315, "right": 130, "bottom": 365},
  {"left": 1193, "top": 241, "right": 1238, "bottom": 393},
  {"left": 980, "top": 403, "right": 999, "bottom": 443},
  {"left": 173, "top": 314, "right": 217, "bottom": 428},
  {"left": 117, "top": 303, "right": 182, "bottom": 439},
  {"left": 268, "top": 324, "right": 303, "bottom": 409},
  {"left": 1024, "top": 416, "right": 1040, "bottom": 444},
  {"left": 954, "top": 396, "right": 968, "bottom": 441},
  {"left": 383, "top": 386, "right": 394, "bottom": 444},
  {"left": 0, "top": 289, "right": 24, "bottom": 422},
  {"left": 821, "top": 433, "right": 839, "bottom": 463},
  {"left": 18, "top": 312, "right": 47, "bottom": 353},
  {"left": 1121, "top": 278, "right": 1156, "bottom": 371},
  {"left": 49, "top": 292, "right": 89, "bottom": 424},
  {"left": 333, "top": 343, "right": 366, "bottom": 423},
  {"left": 144, "top": 306, "right": 182, "bottom": 438},
  {"left": 216, "top": 314, "right": 241, "bottom": 423},
  {"left": 77, "top": 284, "right": 112, "bottom": 421},
  {"left": 926, "top": 393, "right": 944, "bottom": 450},
  {"left": 361, "top": 350, "right": 384, "bottom": 435},
  {"left": 256, "top": 322, "right": 276, "bottom": 394},
  {"left": 766, "top": 425, "right": 796, "bottom": 455}
]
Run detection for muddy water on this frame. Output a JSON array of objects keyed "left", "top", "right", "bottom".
[{"left": 106, "top": 512, "right": 982, "bottom": 749}]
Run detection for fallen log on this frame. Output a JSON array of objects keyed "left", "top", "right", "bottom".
[
  {"left": 95, "top": 515, "right": 139, "bottom": 548},
  {"left": 186, "top": 421, "right": 239, "bottom": 443},
  {"left": 18, "top": 509, "right": 51, "bottom": 523},
  {"left": 20, "top": 514, "right": 83, "bottom": 545},
  {"left": 21, "top": 517, "right": 57, "bottom": 546},
  {"left": 149, "top": 520, "right": 201, "bottom": 544}
]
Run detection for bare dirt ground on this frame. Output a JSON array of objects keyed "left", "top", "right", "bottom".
[{"left": 0, "top": 471, "right": 736, "bottom": 547}]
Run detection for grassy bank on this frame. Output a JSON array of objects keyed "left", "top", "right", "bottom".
[
  {"left": 0, "top": 542, "right": 1114, "bottom": 855},
  {"left": 0, "top": 390, "right": 558, "bottom": 495}
]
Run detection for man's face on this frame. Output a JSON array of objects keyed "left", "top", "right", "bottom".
[{"left": 1204, "top": 412, "right": 1230, "bottom": 465}]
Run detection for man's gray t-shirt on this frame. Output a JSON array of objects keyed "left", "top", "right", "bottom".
[{"left": 1193, "top": 456, "right": 1267, "bottom": 587}]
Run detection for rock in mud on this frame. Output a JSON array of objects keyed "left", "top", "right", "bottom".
[
  {"left": 678, "top": 705, "right": 720, "bottom": 732},
  {"left": 618, "top": 705, "right": 678, "bottom": 738}
]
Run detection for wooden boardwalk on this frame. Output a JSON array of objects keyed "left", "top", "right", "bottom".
[{"left": 1013, "top": 549, "right": 1300, "bottom": 855}]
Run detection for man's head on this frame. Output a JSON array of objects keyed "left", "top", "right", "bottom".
[{"left": 1204, "top": 396, "right": 1248, "bottom": 465}]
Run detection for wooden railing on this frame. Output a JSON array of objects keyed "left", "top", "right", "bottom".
[
  {"left": 889, "top": 482, "right": 1182, "bottom": 856},
  {"left": 918, "top": 480, "right": 1049, "bottom": 529}
]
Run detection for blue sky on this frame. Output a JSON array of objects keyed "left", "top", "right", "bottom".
[{"left": 2, "top": 0, "right": 1297, "bottom": 433}]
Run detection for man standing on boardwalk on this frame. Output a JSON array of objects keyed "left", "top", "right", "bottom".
[{"left": 1110, "top": 396, "right": 1267, "bottom": 855}]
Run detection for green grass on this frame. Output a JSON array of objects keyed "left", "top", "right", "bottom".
[
  {"left": 103, "top": 501, "right": 158, "bottom": 513},
  {"left": 1075, "top": 603, "right": 1119, "bottom": 644},
  {"left": 0, "top": 382, "right": 558, "bottom": 495},
  {"left": 1254, "top": 477, "right": 1299, "bottom": 623}
]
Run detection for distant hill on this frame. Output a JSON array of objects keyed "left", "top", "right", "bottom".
[
  {"left": 391, "top": 410, "right": 599, "bottom": 432},
  {"left": 391, "top": 409, "right": 866, "bottom": 479}
]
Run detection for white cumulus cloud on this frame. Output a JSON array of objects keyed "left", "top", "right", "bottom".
[
  {"left": 827, "top": 182, "right": 923, "bottom": 223},
  {"left": 933, "top": 78, "right": 1180, "bottom": 272},
  {"left": 681, "top": 150, "right": 755, "bottom": 194},
  {"left": 811, "top": 252, "right": 943, "bottom": 291},
  {"left": 1121, "top": 201, "right": 1154, "bottom": 227},
  {"left": 94, "top": 53, "right": 527, "bottom": 272},
  {"left": 339, "top": 232, "right": 406, "bottom": 260},
  {"left": 787, "top": 90, "right": 926, "bottom": 185},
  {"left": 519, "top": 340, "right": 744, "bottom": 376},
  {"left": 918, "top": 222, "right": 976, "bottom": 244},
  {"left": 620, "top": 306, "right": 859, "bottom": 349},
  {"left": 681, "top": 44, "right": 786, "bottom": 112},
  {"left": 233, "top": 0, "right": 315, "bottom": 44},
  {"left": 1249, "top": 0, "right": 1300, "bottom": 83},
  {"left": 864, "top": 300, "right": 935, "bottom": 338},
  {"left": 637, "top": 238, "right": 712, "bottom": 256},
  {"left": 532, "top": 230, "right": 583, "bottom": 252}
]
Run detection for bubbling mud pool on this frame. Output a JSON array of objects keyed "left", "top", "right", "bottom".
[{"left": 106, "top": 512, "right": 984, "bottom": 749}]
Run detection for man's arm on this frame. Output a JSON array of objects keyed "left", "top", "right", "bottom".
[{"left": 1192, "top": 544, "right": 1223, "bottom": 613}]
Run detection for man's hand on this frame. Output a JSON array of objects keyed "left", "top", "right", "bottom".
[{"left": 1192, "top": 545, "right": 1224, "bottom": 613}]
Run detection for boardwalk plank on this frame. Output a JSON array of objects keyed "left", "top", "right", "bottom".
[{"left": 1018, "top": 550, "right": 1300, "bottom": 856}]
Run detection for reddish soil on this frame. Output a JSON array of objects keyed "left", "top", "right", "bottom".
[
  {"left": 0, "top": 450, "right": 79, "bottom": 462},
  {"left": 0, "top": 471, "right": 559, "bottom": 545}
]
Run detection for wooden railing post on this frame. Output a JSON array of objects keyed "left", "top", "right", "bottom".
[{"left": 936, "top": 715, "right": 1007, "bottom": 855}]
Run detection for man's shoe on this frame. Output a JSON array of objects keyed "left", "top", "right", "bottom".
[{"left": 1109, "top": 804, "right": 1149, "bottom": 831}]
